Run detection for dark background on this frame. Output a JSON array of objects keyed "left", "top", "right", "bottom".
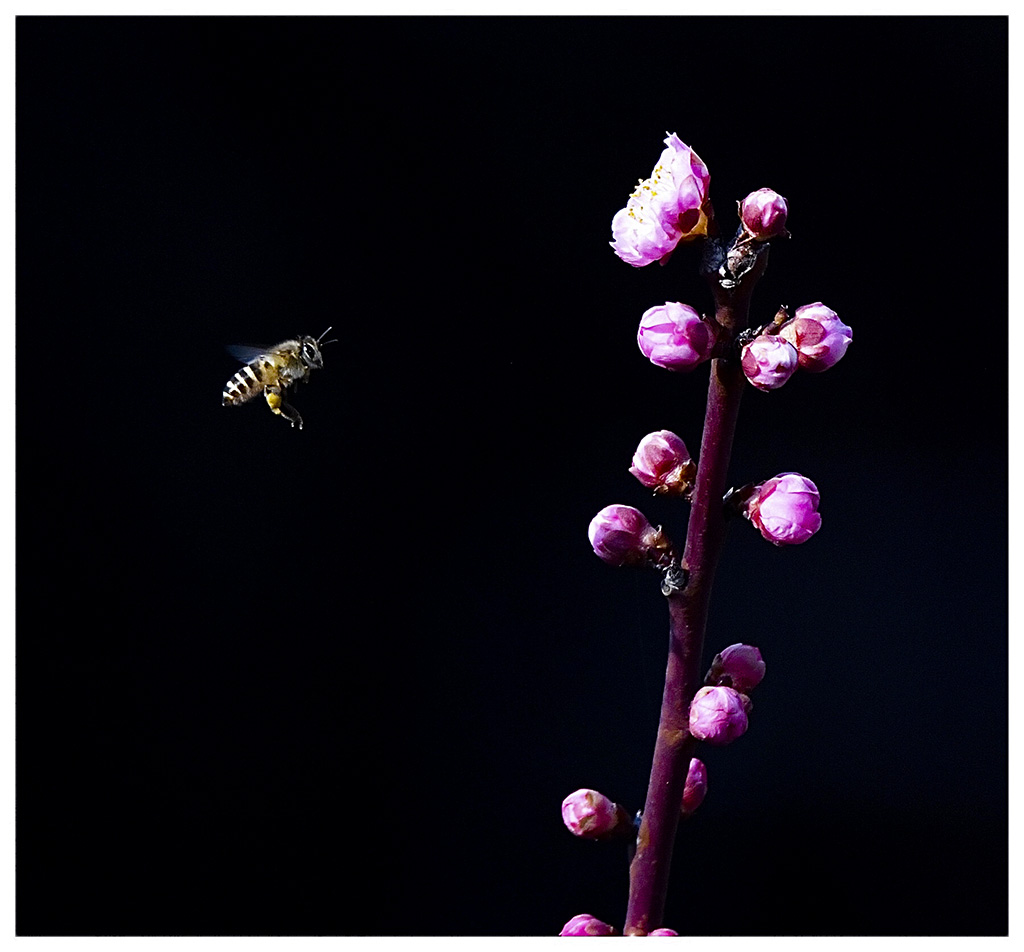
[{"left": 17, "top": 16, "right": 1007, "bottom": 937}]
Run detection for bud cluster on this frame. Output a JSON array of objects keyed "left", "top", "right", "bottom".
[
  {"left": 688, "top": 643, "right": 766, "bottom": 746},
  {"left": 587, "top": 431, "right": 696, "bottom": 580},
  {"left": 741, "top": 302, "right": 852, "bottom": 391}
]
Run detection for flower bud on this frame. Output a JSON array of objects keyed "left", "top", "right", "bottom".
[
  {"left": 688, "top": 685, "right": 750, "bottom": 745},
  {"left": 681, "top": 758, "right": 707, "bottom": 816},
  {"left": 745, "top": 473, "right": 822, "bottom": 546},
  {"left": 739, "top": 188, "right": 789, "bottom": 240},
  {"left": 648, "top": 928, "right": 680, "bottom": 936},
  {"left": 611, "top": 133, "right": 711, "bottom": 267},
  {"left": 629, "top": 430, "right": 695, "bottom": 496},
  {"left": 559, "top": 914, "right": 617, "bottom": 936},
  {"left": 740, "top": 335, "right": 798, "bottom": 391},
  {"left": 638, "top": 302, "right": 715, "bottom": 372},
  {"left": 561, "top": 789, "right": 627, "bottom": 839},
  {"left": 778, "top": 303, "right": 852, "bottom": 373},
  {"left": 713, "top": 644, "right": 766, "bottom": 693},
  {"left": 587, "top": 504, "right": 670, "bottom": 567}
]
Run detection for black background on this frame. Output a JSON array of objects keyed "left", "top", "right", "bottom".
[{"left": 17, "top": 15, "right": 1007, "bottom": 937}]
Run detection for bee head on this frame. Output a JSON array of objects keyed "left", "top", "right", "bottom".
[
  {"left": 300, "top": 337, "right": 324, "bottom": 369},
  {"left": 300, "top": 326, "right": 338, "bottom": 369}
]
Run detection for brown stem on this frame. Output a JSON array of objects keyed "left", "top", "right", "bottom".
[{"left": 623, "top": 243, "right": 767, "bottom": 935}]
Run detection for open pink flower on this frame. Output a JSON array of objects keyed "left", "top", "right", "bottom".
[{"left": 611, "top": 133, "right": 712, "bottom": 267}]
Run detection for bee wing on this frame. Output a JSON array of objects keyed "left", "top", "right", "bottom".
[{"left": 226, "top": 344, "right": 270, "bottom": 363}]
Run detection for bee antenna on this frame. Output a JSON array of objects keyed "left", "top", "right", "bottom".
[{"left": 317, "top": 326, "right": 336, "bottom": 346}]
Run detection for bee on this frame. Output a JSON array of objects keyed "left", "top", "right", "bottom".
[{"left": 222, "top": 327, "right": 336, "bottom": 429}]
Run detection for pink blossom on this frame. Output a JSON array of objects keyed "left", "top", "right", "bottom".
[
  {"left": 746, "top": 473, "right": 822, "bottom": 546},
  {"left": 611, "top": 133, "right": 711, "bottom": 267},
  {"left": 559, "top": 914, "right": 617, "bottom": 936},
  {"left": 681, "top": 757, "right": 707, "bottom": 815},
  {"left": 688, "top": 685, "right": 750, "bottom": 745},
  {"left": 629, "top": 430, "right": 695, "bottom": 496},
  {"left": 740, "top": 334, "right": 798, "bottom": 391},
  {"left": 588, "top": 504, "right": 660, "bottom": 566},
  {"left": 779, "top": 303, "right": 852, "bottom": 373},
  {"left": 648, "top": 928, "right": 680, "bottom": 936},
  {"left": 561, "top": 789, "right": 622, "bottom": 839},
  {"left": 716, "top": 644, "right": 766, "bottom": 693},
  {"left": 638, "top": 302, "right": 715, "bottom": 372},
  {"left": 739, "top": 187, "right": 789, "bottom": 240}
]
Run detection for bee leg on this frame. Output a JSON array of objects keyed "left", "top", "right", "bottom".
[{"left": 264, "top": 386, "right": 304, "bottom": 429}]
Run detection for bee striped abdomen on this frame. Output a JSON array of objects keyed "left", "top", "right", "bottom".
[{"left": 222, "top": 362, "right": 264, "bottom": 406}]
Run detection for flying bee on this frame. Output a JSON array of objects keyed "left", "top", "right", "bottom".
[{"left": 222, "top": 327, "right": 336, "bottom": 429}]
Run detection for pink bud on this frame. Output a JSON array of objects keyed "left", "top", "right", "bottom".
[
  {"left": 688, "top": 685, "right": 749, "bottom": 745},
  {"left": 716, "top": 644, "right": 766, "bottom": 693},
  {"left": 648, "top": 928, "right": 680, "bottom": 936},
  {"left": 739, "top": 187, "right": 789, "bottom": 240},
  {"left": 778, "top": 303, "right": 852, "bottom": 373},
  {"left": 588, "top": 504, "right": 666, "bottom": 567},
  {"left": 611, "top": 133, "right": 712, "bottom": 267},
  {"left": 746, "top": 473, "right": 822, "bottom": 546},
  {"left": 638, "top": 302, "right": 715, "bottom": 372},
  {"left": 740, "top": 335, "right": 798, "bottom": 391},
  {"left": 681, "top": 758, "right": 707, "bottom": 815},
  {"left": 559, "top": 914, "right": 617, "bottom": 936},
  {"left": 629, "top": 430, "right": 695, "bottom": 496},
  {"left": 561, "top": 789, "right": 623, "bottom": 839}
]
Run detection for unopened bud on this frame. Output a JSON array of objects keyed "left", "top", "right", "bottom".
[
  {"left": 688, "top": 685, "right": 750, "bottom": 745},
  {"left": 741, "top": 335, "right": 798, "bottom": 391},
  {"left": 648, "top": 928, "right": 680, "bottom": 936},
  {"left": 559, "top": 914, "right": 617, "bottom": 936},
  {"left": 711, "top": 644, "right": 766, "bottom": 693},
  {"left": 778, "top": 303, "right": 852, "bottom": 373},
  {"left": 588, "top": 504, "right": 672, "bottom": 567},
  {"left": 681, "top": 758, "right": 708, "bottom": 816},
  {"left": 561, "top": 789, "right": 629, "bottom": 840},
  {"left": 739, "top": 188, "right": 789, "bottom": 241},
  {"left": 637, "top": 302, "right": 715, "bottom": 372},
  {"left": 745, "top": 473, "right": 821, "bottom": 546},
  {"left": 629, "top": 430, "right": 696, "bottom": 497}
]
